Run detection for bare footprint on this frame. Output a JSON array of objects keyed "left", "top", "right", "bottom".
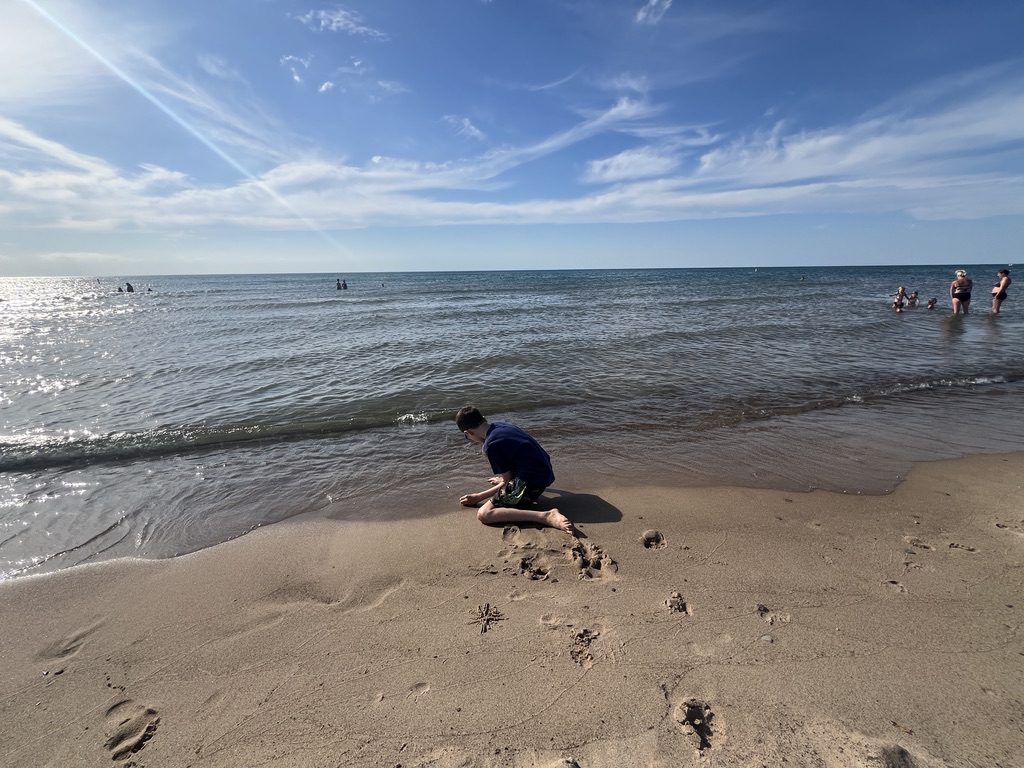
[
  {"left": 995, "top": 520, "right": 1024, "bottom": 535},
  {"left": 539, "top": 613, "right": 565, "bottom": 630},
  {"left": 514, "top": 553, "right": 551, "bottom": 580},
  {"left": 666, "top": 592, "right": 693, "bottom": 615},
  {"left": 674, "top": 698, "right": 715, "bottom": 752},
  {"left": 640, "top": 529, "right": 666, "bottom": 549},
  {"left": 948, "top": 542, "right": 977, "bottom": 553},
  {"left": 408, "top": 682, "right": 430, "bottom": 699},
  {"left": 885, "top": 580, "right": 908, "bottom": 593},
  {"left": 902, "top": 536, "right": 934, "bottom": 551},
  {"left": 756, "top": 603, "right": 791, "bottom": 625},
  {"left": 104, "top": 700, "right": 159, "bottom": 762},
  {"left": 569, "top": 628, "right": 600, "bottom": 668},
  {"left": 38, "top": 620, "right": 104, "bottom": 662},
  {"left": 569, "top": 540, "right": 617, "bottom": 579}
]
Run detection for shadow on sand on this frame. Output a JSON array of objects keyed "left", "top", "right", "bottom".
[{"left": 535, "top": 489, "right": 623, "bottom": 529}]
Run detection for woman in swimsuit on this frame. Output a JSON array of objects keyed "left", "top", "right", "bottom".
[
  {"left": 950, "top": 269, "right": 972, "bottom": 315},
  {"left": 991, "top": 269, "right": 1011, "bottom": 314}
]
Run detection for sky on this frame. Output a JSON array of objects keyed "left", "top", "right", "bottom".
[{"left": 1, "top": 0, "right": 1023, "bottom": 276}]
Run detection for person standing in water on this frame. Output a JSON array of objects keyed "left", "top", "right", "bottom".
[
  {"left": 950, "top": 269, "right": 972, "bottom": 315},
  {"left": 991, "top": 269, "right": 1011, "bottom": 314}
]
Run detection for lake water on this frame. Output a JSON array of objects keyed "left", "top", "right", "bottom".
[{"left": 2, "top": 265, "right": 1021, "bottom": 579}]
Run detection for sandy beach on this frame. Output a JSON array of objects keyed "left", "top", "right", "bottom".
[{"left": 1, "top": 452, "right": 1022, "bottom": 767}]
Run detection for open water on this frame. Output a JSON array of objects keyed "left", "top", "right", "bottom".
[{"left": 2, "top": 266, "right": 1021, "bottom": 579}]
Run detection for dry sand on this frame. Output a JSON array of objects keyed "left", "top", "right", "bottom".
[{"left": 1, "top": 453, "right": 1022, "bottom": 767}]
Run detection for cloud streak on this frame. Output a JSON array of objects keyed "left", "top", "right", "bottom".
[
  {"left": 635, "top": 0, "right": 672, "bottom": 26},
  {"left": 6, "top": 68, "right": 1024, "bottom": 233},
  {"left": 296, "top": 8, "right": 388, "bottom": 40}
]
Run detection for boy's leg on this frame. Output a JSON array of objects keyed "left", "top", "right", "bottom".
[{"left": 476, "top": 499, "right": 577, "bottom": 536}]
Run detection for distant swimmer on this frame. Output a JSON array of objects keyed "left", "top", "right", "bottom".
[
  {"left": 926, "top": 297, "right": 938, "bottom": 310},
  {"left": 950, "top": 270, "right": 972, "bottom": 315},
  {"left": 891, "top": 285, "right": 907, "bottom": 310},
  {"left": 991, "top": 269, "right": 1011, "bottom": 314},
  {"left": 336, "top": 279, "right": 342, "bottom": 290},
  {"left": 337, "top": 279, "right": 348, "bottom": 290},
  {"left": 906, "top": 290, "right": 920, "bottom": 308},
  {"left": 117, "top": 286, "right": 123, "bottom": 293},
  {"left": 125, "top": 282, "right": 135, "bottom": 293}
]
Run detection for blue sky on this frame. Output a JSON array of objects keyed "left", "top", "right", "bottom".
[{"left": 2, "top": 0, "right": 1023, "bottom": 276}]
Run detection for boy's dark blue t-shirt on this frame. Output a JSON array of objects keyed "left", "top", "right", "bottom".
[{"left": 483, "top": 421, "right": 555, "bottom": 488}]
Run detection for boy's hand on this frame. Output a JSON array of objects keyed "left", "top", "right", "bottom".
[
  {"left": 487, "top": 476, "right": 504, "bottom": 486},
  {"left": 460, "top": 492, "right": 482, "bottom": 507}
]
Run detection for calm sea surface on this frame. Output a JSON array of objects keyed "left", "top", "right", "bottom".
[{"left": 2, "top": 266, "right": 1021, "bottom": 579}]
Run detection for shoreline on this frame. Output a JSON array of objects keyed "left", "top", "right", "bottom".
[{"left": 1, "top": 452, "right": 1022, "bottom": 766}]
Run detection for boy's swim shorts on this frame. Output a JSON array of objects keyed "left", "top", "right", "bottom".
[{"left": 493, "top": 477, "right": 545, "bottom": 509}]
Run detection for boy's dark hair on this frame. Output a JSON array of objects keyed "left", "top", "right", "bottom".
[{"left": 455, "top": 406, "right": 486, "bottom": 432}]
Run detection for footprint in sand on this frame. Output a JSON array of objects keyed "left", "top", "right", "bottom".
[
  {"left": 756, "top": 603, "right": 790, "bottom": 625},
  {"left": 104, "top": 700, "right": 160, "bottom": 762},
  {"left": 902, "top": 536, "right": 934, "bottom": 552},
  {"left": 995, "top": 519, "right": 1024, "bottom": 535},
  {"left": 569, "top": 628, "right": 600, "bottom": 668},
  {"left": 569, "top": 540, "right": 617, "bottom": 579},
  {"left": 666, "top": 592, "right": 693, "bottom": 615},
  {"left": 539, "top": 613, "right": 564, "bottom": 630},
  {"left": 514, "top": 553, "right": 551, "bottom": 580},
  {"left": 499, "top": 526, "right": 554, "bottom": 580},
  {"left": 948, "top": 542, "right": 977, "bottom": 553},
  {"left": 674, "top": 698, "right": 715, "bottom": 752},
  {"left": 885, "top": 580, "right": 908, "bottom": 593},
  {"left": 37, "top": 620, "right": 104, "bottom": 662},
  {"left": 640, "top": 529, "right": 666, "bottom": 549},
  {"left": 408, "top": 682, "right": 430, "bottom": 699}
]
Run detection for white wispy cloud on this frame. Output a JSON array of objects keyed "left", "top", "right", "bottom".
[
  {"left": 4, "top": 0, "right": 299, "bottom": 175},
  {"left": 375, "top": 80, "right": 408, "bottom": 95},
  {"left": 3, "top": 69, "right": 1024, "bottom": 234},
  {"left": 281, "top": 54, "right": 312, "bottom": 83},
  {"left": 198, "top": 54, "right": 241, "bottom": 81},
  {"left": 296, "top": 9, "right": 388, "bottom": 40},
  {"left": 582, "top": 145, "right": 681, "bottom": 183},
  {"left": 525, "top": 69, "right": 582, "bottom": 92},
  {"left": 318, "top": 81, "right": 335, "bottom": 93},
  {"left": 130, "top": 49, "right": 295, "bottom": 166},
  {"left": 601, "top": 73, "right": 651, "bottom": 95},
  {"left": 443, "top": 115, "right": 486, "bottom": 141},
  {"left": 636, "top": 0, "right": 672, "bottom": 26}
]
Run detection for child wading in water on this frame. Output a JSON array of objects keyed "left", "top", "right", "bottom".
[{"left": 455, "top": 407, "right": 576, "bottom": 536}]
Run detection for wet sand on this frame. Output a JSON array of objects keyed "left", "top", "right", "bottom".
[{"left": 1, "top": 453, "right": 1022, "bottom": 767}]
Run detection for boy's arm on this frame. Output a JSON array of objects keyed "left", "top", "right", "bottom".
[{"left": 460, "top": 472, "right": 513, "bottom": 507}]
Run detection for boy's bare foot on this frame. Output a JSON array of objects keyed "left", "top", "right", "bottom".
[{"left": 545, "top": 508, "right": 577, "bottom": 536}]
